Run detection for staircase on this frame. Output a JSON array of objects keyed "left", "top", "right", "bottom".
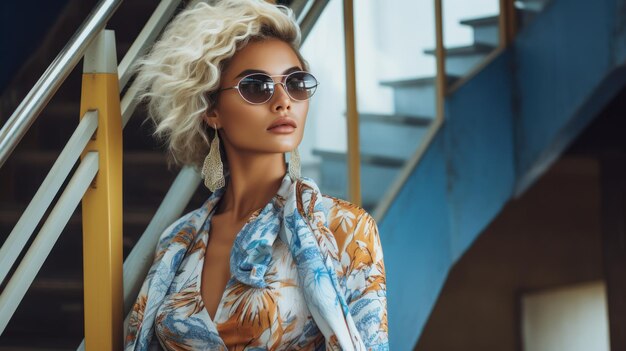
[
  {"left": 312, "top": 14, "right": 501, "bottom": 214},
  {"left": 375, "top": 0, "right": 626, "bottom": 348}
]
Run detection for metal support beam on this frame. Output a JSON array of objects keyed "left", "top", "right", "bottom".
[
  {"left": 0, "top": 152, "right": 99, "bottom": 334},
  {"left": 0, "top": 111, "right": 97, "bottom": 288}
]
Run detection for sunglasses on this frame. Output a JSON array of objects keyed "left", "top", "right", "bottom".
[{"left": 216, "top": 70, "right": 319, "bottom": 104}]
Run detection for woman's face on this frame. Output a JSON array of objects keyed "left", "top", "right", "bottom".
[{"left": 205, "top": 38, "right": 309, "bottom": 155}]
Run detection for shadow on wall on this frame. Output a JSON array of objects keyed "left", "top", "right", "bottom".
[{"left": 414, "top": 155, "right": 604, "bottom": 351}]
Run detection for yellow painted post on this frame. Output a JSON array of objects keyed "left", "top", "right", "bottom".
[
  {"left": 499, "top": 0, "right": 517, "bottom": 47},
  {"left": 343, "top": 0, "right": 362, "bottom": 206},
  {"left": 434, "top": 0, "right": 446, "bottom": 121},
  {"left": 80, "top": 29, "right": 123, "bottom": 350}
]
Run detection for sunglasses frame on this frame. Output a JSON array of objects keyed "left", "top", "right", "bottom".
[{"left": 216, "top": 70, "right": 319, "bottom": 105}]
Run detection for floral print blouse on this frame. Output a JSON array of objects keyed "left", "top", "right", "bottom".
[{"left": 125, "top": 174, "right": 388, "bottom": 350}]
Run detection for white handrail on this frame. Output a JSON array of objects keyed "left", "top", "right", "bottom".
[
  {"left": 0, "top": 111, "right": 98, "bottom": 286},
  {"left": 121, "top": 77, "right": 141, "bottom": 127},
  {"left": 121, "top": 165, "right": 201, "bottom": 314},
  {"left": 0, "top": 0, "right": 186, "bottom": 343},
  {"left": 0, "top": 152, "right": 99, "bottom": 333},
  {"left": 0, "top": 0, "right": 122, "bottom": 169},
  {"left": 0, "top": 0, "right": 182, "bottom": 287},
  {"left": 0, "top": 0, "right": 180, "bottom": 170}
]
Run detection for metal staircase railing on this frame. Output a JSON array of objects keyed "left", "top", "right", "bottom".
[
  {"left": 0, "top": 0, "right": 329, "bottom": 349},
  {"left": 0, "top": 0, "right": 182, "bottom": 348},
  {"left": 0, "top": 0, "right": 123, "bottom": 169}
]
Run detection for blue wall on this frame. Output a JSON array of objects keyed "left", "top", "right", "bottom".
[
  {"left": 444, "top": 54, "right": 516, "bottom": 260},
  {"left": 381, "top": 52, "right": 516, "bottom": 349},
  {"left": 514, "top": 0, "right": 626, "bottom": 193}
]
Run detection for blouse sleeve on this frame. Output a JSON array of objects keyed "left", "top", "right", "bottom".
[{"left": 344, "top": 212, "right": 389, "bottom": 349}]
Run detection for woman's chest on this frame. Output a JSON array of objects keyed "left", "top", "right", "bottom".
[{"left": 155, "top": 237, "right": 324, "bottom": 350}]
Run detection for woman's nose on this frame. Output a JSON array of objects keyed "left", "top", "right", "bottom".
[{"left": 270, "top": 83, "right": 291, "bottom": 111}]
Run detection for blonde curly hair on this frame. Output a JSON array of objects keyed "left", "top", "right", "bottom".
[{"left": 133, "top": 0, "right": 310, "bottom": 170}]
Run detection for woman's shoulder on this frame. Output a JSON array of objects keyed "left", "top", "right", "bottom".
[
  {"left": 321, "top": 194, "right": 371, "bottom": 221},
  {"left": 321, "top": 194, "right": 379, "bottom": 253}
]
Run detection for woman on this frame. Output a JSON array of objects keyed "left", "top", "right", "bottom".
[{"left": 124, "top": 0, "right": 388, "bottom": 350}]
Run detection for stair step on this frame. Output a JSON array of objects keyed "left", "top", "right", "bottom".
[
  {"left": 356, "top": 112, "right": 432, "bottom": 127},
  {"left": 0, "top": 346, "right": 75, "bottom": 351},
  {"left": 340, "top": 112, "right": 432, "bottom": 159},
  {"left": 423, "top": 43, "right": 496, "bottom": 56},
  {"left": 459, "top": 15, "right": 500, "bottom": 46},
  {"left": 312, "top": 149, "right": 405, "bottom": 167},
  {"left": 30, "top": 276, "right": 83, "bottom": 293},
  {"left": 379, "top": 75, "right": 459, "bottom": 116},
  {"left": 422, "top": 43, "right": 497, "bottom": 76},
  {"left": 9, "top": 150, "right": 179, "bottom": 165},
  {"left": 379, "top": 75, "right": 459, "bottom": 88},
  {"left": 459, "top": 15, "right": 499, "bottom": 27}
]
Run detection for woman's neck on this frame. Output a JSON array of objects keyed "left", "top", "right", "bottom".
[{"left": 216, "top": 150, "right": 287, "bottom": 223}]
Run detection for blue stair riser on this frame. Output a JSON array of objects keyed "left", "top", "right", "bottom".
[
  {"left": 443, "top": 53, "right": 491, "bottom": 76},
  {"left": 459, "top": 15, "right": 500, "bottom": 46},
  {"left": 392, "top": 84, "right": 437, "bottom": 116},
  {"left": 472, "top": 26, "right": 499, "bottom": 46},
  {"left": 359, "top": 118, "right": 432, "bottom": 159}
]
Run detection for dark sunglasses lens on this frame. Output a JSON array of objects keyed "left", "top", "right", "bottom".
[
  {"left": 286, "top": 72, "right": 318, "bottom": 100},
  {"left": 238, "top": 74, "right": 274, "bottom": 103}
]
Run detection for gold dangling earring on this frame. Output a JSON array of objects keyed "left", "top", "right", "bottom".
[
  {"left": 201, "top": 123, "right": 225, "bottom": 192},
  {"left": 288, "top": 146, "right": 301, "bottom": 181}
]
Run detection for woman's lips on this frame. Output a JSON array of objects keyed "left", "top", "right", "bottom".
[
  {"left": 267, "top": 125, "right": 296, "bottom": 133},
  {"left": 267, "top": 117, "right": 297, "bottom": 130}
]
